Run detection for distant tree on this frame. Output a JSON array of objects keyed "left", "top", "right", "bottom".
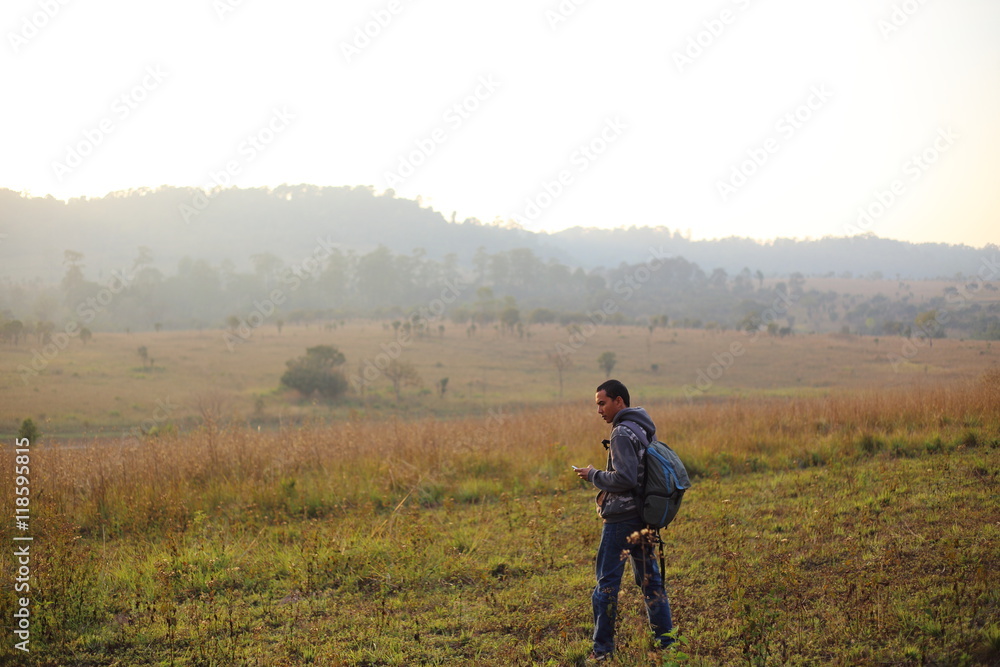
[
  {"left": 383, "top": 359, "right": 421, "bottom": 402},
  {"left": 79, "top": 327, "right": 93, "bottom": 345},
  {"left": 789, "top": 272, "right": 806, "bottom": 297},
  {"left": 61, "top": 249, "right": 85, "bottom": 292},
  {"left": 251, "top": 252, "right": 284, "bottom": 282},
  {"left": 437, "top": 377, "right": 449, "bottom": 398},
  {"left": 17, "top": 418, "right": 39, "bottom": 443},
  {"left": 3, "top": 320, "right": 25, "bottom": 345},
  {"left": 528, "top": 308, "right": 557, "bottom": 325},
  {"left": 597, "top": 351, "right": 617, "bottom": 378},
  {"left": 280, "top": 345, "right": 348, "bottom": 400},
  {"left": 474, "top": 287, "right": 496, "bottom": 324},
  {"left": 499, "top": 307, "right": 520, "bottom": 335},
  {"left": 35, "top": 321, "right": 54, "bottom": 344},
  {"left": 915, "top": 310, "right": 945, "bottom": 343},
  {"left": 547, "top": 350, "right": 574, "bottom": 398}
]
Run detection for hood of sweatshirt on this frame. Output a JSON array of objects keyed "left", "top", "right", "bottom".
[{"left": 611, "top": 406, "right": 656, "bottom": 442}]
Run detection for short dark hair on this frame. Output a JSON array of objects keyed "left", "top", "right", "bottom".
[{"left": 596, "top": 379, "right": 630, "bottom": 407}]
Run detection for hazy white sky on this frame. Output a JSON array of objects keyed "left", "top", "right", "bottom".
[{"left": 4, "top": 0, "right": 999, "bottom": 246}]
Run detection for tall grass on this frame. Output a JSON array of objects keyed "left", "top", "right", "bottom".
[
  {"left": 13, "top": 371, "right": 999, "bottom": 538},
  {"left": 1, "top": 373, "right": 997, "bottom": 664}
]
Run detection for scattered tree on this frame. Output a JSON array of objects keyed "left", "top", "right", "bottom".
[
  {"left": 384, "top": 359, "right": 421, "bottom": 402},
  {"left": 499, "top": 307, "right": 520, "bottom": 335},
  {"left": 18, "top": 418, "right": 39, "bottom": 443},
  {"left": 547, "top": 350, "right": 574, "bottom": 398},
  {"left": 597, "top": 351, "right": 617, "bottom": 378},
  {"left": 2, "top": 320, "right": 25, "bottom": 345}
]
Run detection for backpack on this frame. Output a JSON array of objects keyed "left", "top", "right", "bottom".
[{"left": 621, "top": 421, "right": 690, "bottom": 530}]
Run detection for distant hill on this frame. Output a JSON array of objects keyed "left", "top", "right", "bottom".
[
  {"left": 548, "top": 227, "right": 994, "bottom": 280},
  {"left": 0, "top": 185, "right": 992, "bottom": 282}
]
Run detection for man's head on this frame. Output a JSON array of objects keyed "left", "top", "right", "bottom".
[{"left": 595, "top": 379, "right": 630, "bottom": 424}]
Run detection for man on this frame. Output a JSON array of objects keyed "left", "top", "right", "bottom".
[{"left": 575, "top": 379, "right": 673, "bottom": 661}]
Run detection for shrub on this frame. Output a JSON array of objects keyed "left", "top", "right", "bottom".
[{"left": 280, "top": 345, "right": 349, "bottom": 400}]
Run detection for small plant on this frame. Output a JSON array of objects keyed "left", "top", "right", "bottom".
[
  {"left": 661, "top": 629, "right": 692, "bottom": 666},
  {"left": 598, "top": 351, "right": 617, "bottom": 378}
]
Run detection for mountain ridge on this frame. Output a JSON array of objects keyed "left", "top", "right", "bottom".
[{"left": 0, "top": 185, "right": 992, "bottom": 282}]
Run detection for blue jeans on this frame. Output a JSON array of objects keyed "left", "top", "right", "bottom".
[{"left": 592, "top": 518, "right": 673, "bottom": 655}]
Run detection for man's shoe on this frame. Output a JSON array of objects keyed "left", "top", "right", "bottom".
[{"left": 587, "top": 651, "right": 611, "bottom": 662}]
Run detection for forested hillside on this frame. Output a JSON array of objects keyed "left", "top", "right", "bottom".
[
  {"left": 1, "top": 186, "right": 997, "bottom": 340},
  {"left": 1, "top": 186, "right": 993, "bottom": 282}
]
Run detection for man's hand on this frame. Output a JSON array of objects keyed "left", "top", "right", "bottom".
[{"left": 574, "top": 465, "right": 595, "bottom": 480}]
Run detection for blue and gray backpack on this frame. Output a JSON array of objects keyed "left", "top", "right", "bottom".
[{"left": 621, "top": 421, "right": 691, "bottom": 531}]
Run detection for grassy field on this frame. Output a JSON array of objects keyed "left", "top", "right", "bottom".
[
  {"left": 1, "top": 321, "right": 996, "bottom": 438},
  {"left": 1, "top": 369, "right": 998, "bottom": 665}
]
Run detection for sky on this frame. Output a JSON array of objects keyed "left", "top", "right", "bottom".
[{"left": 3, "top": 0, "right": 999, "bottom": 247}]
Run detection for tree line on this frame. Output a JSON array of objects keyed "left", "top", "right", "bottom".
[{"left": 1, "top": 243, "right": 998, "bottom": 342}]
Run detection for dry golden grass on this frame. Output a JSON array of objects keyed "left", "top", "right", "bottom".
[
  {"left": 1, "top": 321, "right": 996, "bottom": 438},
  {"left": 16, "top": 369, "right": 998, "bottom": 539},
  {"left": 1, "top": 372, "right": 998, "bottom": 664}
]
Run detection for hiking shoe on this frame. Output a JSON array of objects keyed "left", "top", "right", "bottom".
[{"left": 587, "top": 651, "right": 611, "bottom": 662}]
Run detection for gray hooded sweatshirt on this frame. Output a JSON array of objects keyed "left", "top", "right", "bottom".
[{"left": 587, "top": 406, "right": 656, "bottom": 524}]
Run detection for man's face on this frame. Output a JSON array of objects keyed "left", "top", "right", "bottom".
[{"left": 595, "top": 390, "right": 625, "bottom": 424}]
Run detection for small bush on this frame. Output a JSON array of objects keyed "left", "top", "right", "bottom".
[{"left": 280, "top": 345, "right": 349, "bottom": 400}]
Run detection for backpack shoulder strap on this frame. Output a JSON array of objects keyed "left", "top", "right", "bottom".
[
  {"left": 619, "top": 420, "right": 650, "bottom": 450},
  {"left": 622, "top": 420, "right": 667, "bottom": 566}
]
